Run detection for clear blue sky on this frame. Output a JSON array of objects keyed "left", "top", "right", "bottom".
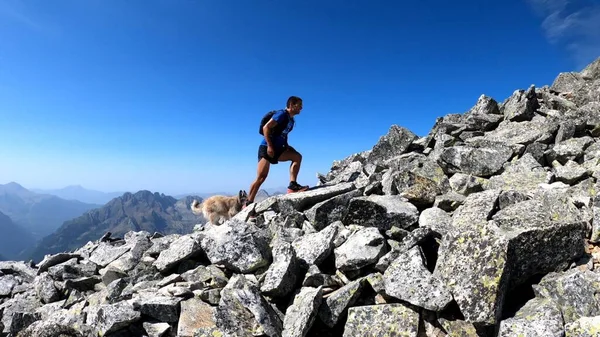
[{"left": 0, "top": 0, "right": 599, "bottom": 196}]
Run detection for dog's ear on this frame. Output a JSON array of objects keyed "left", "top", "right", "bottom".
[{"left": 238, "top": 190, "right": 243, "bottom": 199}]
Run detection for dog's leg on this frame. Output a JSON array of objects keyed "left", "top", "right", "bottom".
[{"left": 209, "top": 213, "right": 218, "bottom": 225}]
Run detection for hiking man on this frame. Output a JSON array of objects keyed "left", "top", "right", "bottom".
[{"left": 245, "top": 96, "right": 309, "bottom": 207}]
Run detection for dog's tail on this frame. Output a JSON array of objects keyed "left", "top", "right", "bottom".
[{"left": 190, "top": 199, "right": 204, "bottom": 216}]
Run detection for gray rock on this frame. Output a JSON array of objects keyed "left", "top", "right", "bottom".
[
  {"left": 418, "top": 207, "right": 452, "bottom": 237},
  {"left": 143, "top": 322, "right": 171, "bottom": 337},
  {"left": 35, "top": 253, "right": 81, "bottom": 275},
  {"left": 484, "top": 117, "right": 559, "bottom": 147},
  {"left": 383, "top": 246, "right": 452, "bottom": 311},
  {"left": 438, "top": 144, "right": 513, "bottom": 177},
  {"left": 497, "top": 297, "right": 564, "bottom": 337},
  {"left": 343, "top": 195, "right": 419, "bottom": 231},
  {"left": 200, "top": 219, "right": 271, "bottom": 273},
  {"left": 433, "top": 191, "right": 466, "bottom": 212},
  {"left": 564, "top": 315, "right": 600, "bottom": 337},
  {"left": 501, "top": 85, "right": 539, "bottom": 122},
  {"left": 450, "top": 189, "right": 501, "bottom": 232},
  {"left": 215, "top": 274, "right": 283, "bottom": 337},
  {"left": 343, "top": 303, "right": 420, "bottom": 337},
  {"left": 334, "top": 227, "right": 386, "bottom": 272},
  {"left": 487, "top": 153, "right": 552, "bottom": 193},
  {"left": 491, "top": 193, "right": 587, "bottom": 287},
  {"left": 292, "top": 222, "right": 339, "bottom": 268},
  {"left": 282, "top": 286, "right": 322, "bottom": 337},
  {"left": 318, "top": 277, "right": 366, "bottom": 328},
  {"left": 303, "top": 189, "right": 362, "bottom": 231},
  {"left": 545, "top": 136, "right": 595, "bottom": 165},
  {"left": 85, "top": 301, "right": 141, "bottom": 336},
  {"left": 385, "top": 153, "right": 451, "bottom": 194},
  {"left": 553, "top": 160, "right": 590, "bottom": 185},
  {"left": 449, "top": 172, "right": 487, "bottom": 195},
  {"left": 259, "top": 182, "right": 357, "bottom": 215},
  {"left": 260, "top": 241, "right": 298, "bottom": 297},
  {"left": 533, "top": 268, "right": 600, "bottom": 324},
  {"left": 33, "top": 273, "right": 60, "bottom": 304},
  {"left": 366, "top": 125, "right": 418, "bottom": 164},
  {"left": 434, "top": 224, "right": 510, "bottom": 325},
  {"left": 177, "top": 297, "right": 216, "bottom": 337},
  {"left": 134, "top": 296, "right": 181, "bottom": 322},
  {"left": 153, "top": 234, "right": 202, "bottom": 273},
  {"left": 88, "top": 241, "right": 131, "bottom": 268}
]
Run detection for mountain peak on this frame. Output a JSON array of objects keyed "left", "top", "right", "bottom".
[{"left": 0, "top": 182, "right": 31, "bottom": 196}]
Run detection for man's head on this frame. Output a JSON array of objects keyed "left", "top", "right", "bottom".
[{"left": 286, "top": 96, "right": 303, "bottom": 116}]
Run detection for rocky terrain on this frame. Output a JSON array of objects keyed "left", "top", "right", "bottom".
[{"left": 1, "top": 56, "right": 600, "bottom": 337}]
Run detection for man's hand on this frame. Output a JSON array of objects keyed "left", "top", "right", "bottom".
[{"left": 267, "top": 145, "right": 274, "bottom": 157}]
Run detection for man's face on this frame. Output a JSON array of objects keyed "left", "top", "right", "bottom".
[{"left": 291, "top": 102, "right": 303, "bottom": 114}]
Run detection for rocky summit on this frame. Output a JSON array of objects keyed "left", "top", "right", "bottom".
[{"left": 2, "top": 57, "right": 600, "bottom": 337}]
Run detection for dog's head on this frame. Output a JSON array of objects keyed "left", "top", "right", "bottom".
[{"left": 237, "top": 190, "right": 248, "bottom": 205}]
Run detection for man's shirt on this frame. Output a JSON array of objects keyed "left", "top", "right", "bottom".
[{"left": 260, "top": 109, "right": 295, "bottom": 148}]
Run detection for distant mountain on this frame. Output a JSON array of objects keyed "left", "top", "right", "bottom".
[
  {"left": 28, "top": 190, "right": 206, "bottom": 262},
  {"left": 31, "top": 185, "right": 124, "bottom": 205},
  {"left": 0, "top": 211, "right": 36, "bottom": 260},
  {"left": 176, "top": 188, "right": 284, "bottom": 202},
  {"left": 0, "top": 182, "right": 102, "bottom": 240},
  {"left": 174, "top": 191, "right": 232, "bottom": 199}
]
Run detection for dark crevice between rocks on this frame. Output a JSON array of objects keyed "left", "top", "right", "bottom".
[
  {"left": 438, "top": 299, "right": 465, "bottom": 321},
  {"left": 500, "top": 272, "right": 544, "bottom": 320},
  {"left": 420, "top": 234, "right": 441, "bottom": 273}
]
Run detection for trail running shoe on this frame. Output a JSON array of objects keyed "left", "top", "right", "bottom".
[{"left": 287, "top": 181, "right": 309, "bottom": 193}]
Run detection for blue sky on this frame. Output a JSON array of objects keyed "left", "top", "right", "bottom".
[{"left": 0, "top": 0, "right": 599, "bottom": 196}]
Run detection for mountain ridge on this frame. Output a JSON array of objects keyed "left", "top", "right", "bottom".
[
  {"left": 27, "top": 189, "right": 206, "bottom": 262},
  {"left": 0, "top": 182, "right": 102, "bottom": 246}
]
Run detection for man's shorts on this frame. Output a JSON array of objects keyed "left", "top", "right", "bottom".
[{"left": 258, "top": 144, "right": 296, "bottom": 164}]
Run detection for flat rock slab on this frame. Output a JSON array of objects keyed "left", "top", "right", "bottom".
[
  {"left": 343, "top": 195, "right": 419, "bottom": 231},
  {"left": 342, "top": 303, "right": 420, "bottom": 337},
  {"left": 438, "top": 145, "right": 513, "bottom": 177},
  {"left": 256, "top": 182, "right": 356, "bottom": 214}
]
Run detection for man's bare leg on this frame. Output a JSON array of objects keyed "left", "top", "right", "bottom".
[
  {"left": 247, "top": 158, "right": 270, "bottom": 204},
  {"left": 277, "top": 148, "right": 302, "bottom": 181}
]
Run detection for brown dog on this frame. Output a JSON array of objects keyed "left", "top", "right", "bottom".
[{"left": 191, "top": 190, "right": 248, "bottom": 225}]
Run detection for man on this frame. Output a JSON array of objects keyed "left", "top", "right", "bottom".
[{"left": 245, "top": 96, "right": 309, "bottom": 207}]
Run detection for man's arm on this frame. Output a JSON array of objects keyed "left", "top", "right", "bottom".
[{"left": 263, "top": 118, "right": 278, "bottom": 149}]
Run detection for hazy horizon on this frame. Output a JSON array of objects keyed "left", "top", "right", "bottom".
[
  {"left": 1, "top": 180, "right": 287, "bottom": 197},
  {"left": 1, "top": 1, "right": 598, "bottom": 195}
]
